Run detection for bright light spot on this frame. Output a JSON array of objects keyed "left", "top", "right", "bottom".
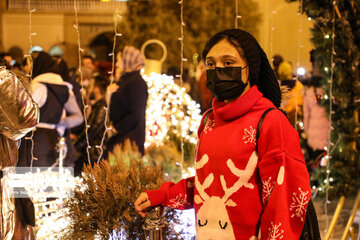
[
  {"left": 324, "top": 146, "right": 328, "bottom": 151},
  {"left": 324, "top": 67, "right": 329, "bottom": 72},
  {"left": 312, "top": 186, "right": 316, "bottom": 189},
  {"left": 325, "top": 34, "right": 330, "bottom": 39},
  {"left": 299, "top": 122, "right": 304, "bottom": 127},
  {"left": 330, "top": 177, "right": 334, "bottom": 182},
  {"left": 297, "top": 67, "right": 306, "bottom": 76},
  {"left": 308, "top": 17, "right": 312, "bottom": 21},
  {"left": 319, "top": 187, "right": 323, "bottom": 191},
  {"left": 324, "top": 95, "right": 329, "bottom": 100}
]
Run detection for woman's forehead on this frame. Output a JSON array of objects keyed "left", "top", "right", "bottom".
[{"left": 206, "top": 39, "right": 241, "bottom": 59}]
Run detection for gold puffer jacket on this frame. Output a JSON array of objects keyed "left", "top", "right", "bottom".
[{"left": 0, "top": 68, "right": 39, "bottom": 240}]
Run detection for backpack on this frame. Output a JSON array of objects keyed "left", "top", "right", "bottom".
[{"left": 202, "top": 108, "right": 321, "bottom": 240}]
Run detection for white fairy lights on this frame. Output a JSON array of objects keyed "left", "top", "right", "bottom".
[
  {"left": 234, "top": 0, "right": 242, "bottom": 28},
  {"left": 96, "top": 13, "right": 122, "bottom": 163},
  {"left": 178, "top": 0, "right": 187, "bottom": 168},
  {"left": 73, "top": 0, "right": 92, "bottom": 164},
  {"left": 324, "top": 0, "right": 336, "bottom": 230},
  {"left": 294, "top": 0, "right": 304, "bottom": 130},
  {"left": 25, "top": 0, "right": 38, "bottom": 168},
  {"left": 143, "top": 73, "right": 201, "bottom": 149}
]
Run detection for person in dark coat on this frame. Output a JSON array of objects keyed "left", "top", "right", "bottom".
[
  {"left": 106, "top": 46, "right": 148, "bottom": 155},
  {"left": 18, "top": 52, "right": 83, "bottom": 167}
]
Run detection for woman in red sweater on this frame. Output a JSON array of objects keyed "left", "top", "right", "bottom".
[{"left": 135, "top": 29, "right": 311, "bottom": 240}]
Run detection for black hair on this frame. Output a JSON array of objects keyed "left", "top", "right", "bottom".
[
  {"left": 272, "top": 54, "right": 284, "bottom": 68},
  {"left": 94, "top": 75, "right": 109, "bottom": 95},
  {"left": 202, "top": 29, "right": 281, "bottom": 108},
  {"left": 32, "top": 51, "right": 59, "bottom": 78},
  {"left": 83, "top": 55, "right": 95, "bottom": 63}
]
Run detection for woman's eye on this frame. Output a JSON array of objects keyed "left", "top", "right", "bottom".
[
  {"left": 224, "top": 61, "right": 233, "bottom": 66},
  {"left": 207, "top": 62, "right": 215, "bottom": 68}
]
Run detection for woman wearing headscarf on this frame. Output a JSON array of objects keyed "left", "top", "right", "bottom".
[
  {"left": 107, "top": 46, "right": 148, "bottom": 155},
  {"left": 18, "top": 51, "right": 83, "bottom": 167},
  {"left": 135, "top": 29, "right": 311, "bottom": 239}
]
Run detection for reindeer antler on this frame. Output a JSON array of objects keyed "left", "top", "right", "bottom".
[
  {"left": 195, "top": 154, "right": 213, "bottom": 204},
  {"left": 221, "top": 152, "right": 258, "bottom": 204},
  {"left": 196, "top": 154, "right": 209, "bottom": 169}
]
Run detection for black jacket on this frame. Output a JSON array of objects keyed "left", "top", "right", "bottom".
[{"left": 108, "top": 71, "right": 148, "bottom": 155}]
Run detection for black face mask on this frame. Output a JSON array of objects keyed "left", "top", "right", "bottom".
[{"left": 206, "top": 66, "right": 248, "bottom": 101}]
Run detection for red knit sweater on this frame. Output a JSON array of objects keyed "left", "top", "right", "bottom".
[{"left": 147, "top": 86, "right": 311, "bottom": 240}]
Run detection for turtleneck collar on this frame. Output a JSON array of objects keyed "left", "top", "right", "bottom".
[{"left": 212, "top": 85, "right": 263, "bottom": 121}]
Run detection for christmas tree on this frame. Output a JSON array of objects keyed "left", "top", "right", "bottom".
[{"left": 286, "top": 0, "right": 360, "bottom": 198}]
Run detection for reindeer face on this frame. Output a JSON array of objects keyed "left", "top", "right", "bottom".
[
  {"left": 196, "top": 197, "right": 235, "bottom": 240},
  {"left": 194, "top": 152, "right": 258, "bottom": 240}
]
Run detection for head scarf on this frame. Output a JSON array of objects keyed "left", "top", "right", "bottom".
[
  {"left": 57, "top": 58, "right": 70, "bottom": 82},
  {"left": 32, "top": 51, "right": 58, "bottom": 78},
  {"left": 202, "top": 29, "right": 281, "bottom": 108},
  {"left": 121, "top": 46, "right": 145, "bottom": 73}
]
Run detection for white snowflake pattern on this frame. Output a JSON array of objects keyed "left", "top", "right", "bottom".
[
  {"left": 169, "top": 193, "right": 188, "bottom": 209},
  {"left": 242, "top": 126, "right": 256, "bottom": 144},
  {"left": 204, "top": 118, "right": 215, "bottom": 134},
  {"left": 289, "top": 187, "right": 310, "bottom": 221},
  {"left": 262, "top": 177, "right": 274, "bottom": 204},
  {"left": 267, "top": 222, "right": 284, "bottom": 240}
]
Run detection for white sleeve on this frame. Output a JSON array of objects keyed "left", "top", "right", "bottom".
[
  {"left": 58, "top": 90, "right": 83, "bottom": 129},
  {"left": 31, "top": 82, "right": 47, "bottom": 108}
]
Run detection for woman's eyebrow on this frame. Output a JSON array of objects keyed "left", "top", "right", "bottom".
[{"left": 220, "top": 55, "right": 237, "bottom": 60}]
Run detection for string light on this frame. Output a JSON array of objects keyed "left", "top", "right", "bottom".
[
  {"left": 178, "top": 0, "right": 186, "bottom": 170},
  {"left": 269, "top": 2, "right": 276, "bottom": 61},
  {"left": 96, "top": 12, "right": 122, "bottom": 163},
  {"left": 73, "top": 0, "right": 91, "bottom": 164},
  {"left": 294, "top": 0, "right": 304, "bottom": 130},
  {"left": 324, "top": 0, "right": 336, "bottom": 231},
  {"left": 26, "top": 0, "right": 38, "bottom": 168},
  {"left": 235, "top": 0, "right": 241, "bottom": 28}
]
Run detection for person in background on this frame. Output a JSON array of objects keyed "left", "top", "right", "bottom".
[
  {"left": 18, "top": 52, "right": 83, "bottom": 167},
  {"left": 55, "top": 57, "right": 84, "bottom": 167},
  {"left": 82, "top": 54, "right": 99, "bottom": 77},
  {"left": 0, "top": 52, "right": 13, "bottom": 69},
  {"left": 74, "top": 75, "right": 109, "bottom": 175},
  {"left": 271, "top": 54, "right": 284, "bottom": 80},
  {"left": 303, "top": 49, "right": 330, "bottom": 169},
  {"left": 106, "top": 46, "right": 148, "bottom": 156},
  {"left": 0, "top": 67, "right": 39, "bottom": 239},
  {"left": 277, "top": 60, "right": 304, "bottom": 126},
  {"left": 135, "top": 29, "right": 311, "bottom": 239}
]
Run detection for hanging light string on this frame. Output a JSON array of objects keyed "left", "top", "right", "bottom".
[
  {"left": 24, "top": 0, "right": 37, "bottom": 168},
  {"left": 177, "top": 0, "right": 186, "bottom": 169},
  {"left": 294, "top": 0, "right": 304, "bottom": 130},
  {"left": 235, "top": 0, "right": 242, "bottom": 28},
  {"left": 96, "top": 13, "right": 122, "bottom": 163},
  {"left": 269, "top": 1, "right": 275, "bottom": 61},
  {"left": 324, "top": 0, "right": 336, "bottom": 230},
  {"left": 73, "top": 0, "right": 91, "bottom": 165}
]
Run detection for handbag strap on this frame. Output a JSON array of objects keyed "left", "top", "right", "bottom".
[
  {"left": 201, "top": 109, "right": 213, "bottom": 131},
  {"left": 255, "top": 108, "right": 276, "bottom": 153}
]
